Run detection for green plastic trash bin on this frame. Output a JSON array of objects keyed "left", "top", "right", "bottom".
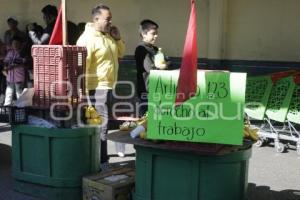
[
  {"left": 12, "top": 125, "right": 100, "bottom": 200},
  {"left": 134, "top": 144, "right": 251, "bottom": 200}
]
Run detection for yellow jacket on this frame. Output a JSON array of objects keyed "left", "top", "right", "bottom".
[{"left": 76, "top": 23, "right": 125, "bottom": 90}]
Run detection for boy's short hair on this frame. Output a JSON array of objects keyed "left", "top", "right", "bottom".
[
  {"left": 91, "top": 4, "right": 110, "bottom": 18},
  {"left": 139, "top": 19, "right": 159, "bottom": 34}
]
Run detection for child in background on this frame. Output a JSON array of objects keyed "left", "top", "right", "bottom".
[
  {"left": 0, "top": 40, "right": 6, "bottom": 61},
  {"left": 3, "top": 36, "right": 26, "bottom": 106},
  {"left": 0, "top": 40, "right": 7, "bottom": 104},
  {"left": 135, "top": 19, "right": 169, "bottom": 116}
]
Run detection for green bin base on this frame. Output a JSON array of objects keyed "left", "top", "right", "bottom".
[
  {"left": 12, "top": 125, "right": 100, "bottom": 187},
  {"left": 134, "top": 145, "right": 252, "bottom": 200},
  {"left": 11, "top": 125, "right": 100, "bottom": 200},
  {"left": 13, "top": 179, "right": 81, "bottom": 200}
]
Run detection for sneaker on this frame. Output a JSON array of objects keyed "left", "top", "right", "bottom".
[
  {"left": 117, "top": 152, "right": 125, "bottom": 158},
  {"left": 115, "top": 142, "right": 125, "bottom": 157}
]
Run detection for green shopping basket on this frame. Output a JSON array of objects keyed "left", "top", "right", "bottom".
[
  {"left": 253, "top": 72, "right": 299, "bottom": 153},
  {"left": 265, "top": 76, "right": 296, "bottom": 123},
  {"left": 245, "top": 75, "right": 273, "bottom": 120},
  {"left": 287, "top": 74, "right": 300, "bottom": 124},
  {"left": 245, "top": 71, "right": 295, "bottom": 120}
]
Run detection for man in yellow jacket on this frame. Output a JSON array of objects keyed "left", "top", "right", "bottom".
[{"left": 77, "top": 4, "right": 125, "bottom": 166}]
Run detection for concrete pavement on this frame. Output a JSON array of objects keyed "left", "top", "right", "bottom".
[{"left": 0, "top": 123, "right": 300, "bottom": 200}]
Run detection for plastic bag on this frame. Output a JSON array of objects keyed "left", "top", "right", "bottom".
[
  {"left": 28, "top": 115, "right": 57, "bottom": 128},
  {"left": 16, "top": 88, "right": 34, "bottom": 107}
]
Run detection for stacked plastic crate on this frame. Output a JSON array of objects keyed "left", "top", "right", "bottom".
[
  {"left": 0, "top": 107, "right": 28, "bottom": 124},
  {"left": 32, "top": 45, "right": 87, "bottom": 127}
]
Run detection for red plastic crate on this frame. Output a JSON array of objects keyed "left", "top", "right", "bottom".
[
  {"left": 32, "top": 45, "right": 87, "bottom": 109},
  {"left": 270, "top": 70, "right": 297, "bottom": 83}
]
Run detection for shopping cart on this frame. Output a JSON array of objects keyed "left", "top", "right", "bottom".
[
  {"left": 245, "top": 71, "right": 298, "bottom": 153},
  {"left": 245, "top": 75, "right": 273, "bottom": 122},
  {"left": 245, "top": 71, "right": 295, "bottom": 127},
  {"left": 257, "top": 74, "right": 297, "bottom": 153},
  {"left": 283, "top": 74, "right": 300, "bottom": 154}
]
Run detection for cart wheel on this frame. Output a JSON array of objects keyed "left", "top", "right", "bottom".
[
  {"left": 296, "top": 144, "right": 300, "bottom": 155},
  {"left": 286, "top": 143, "right": 293, "bottom": 149},
  {"left": 255, "top": 139, "right": 264, "bottom": 147},
  {"left": 275, "top": 142, "right": 285, "bottom": 153},
  {"left": 264, "top": 138, "right": 271, "bottom": 144}
]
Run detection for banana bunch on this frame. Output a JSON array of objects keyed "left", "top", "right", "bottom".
[
  {"left": 243, "top": 124, "right": 259, "bottom": 141},
  {"left": 85, "top": 106, "right": 102, "bottom": 125},
  {"left": 137, "top": 116, "right": 147, "bottom": 127},
  {"left": 119, "top": 113, "right": 148, "bottom": 131},
  {"left": 137, "top": 116, "right": 147, "bottom": 139},
  {"left": 119, "top": 121, "right": 137, "bottom": 131},
  {"left": 140, "top": 131, "right": 147, "bottom": 139}
]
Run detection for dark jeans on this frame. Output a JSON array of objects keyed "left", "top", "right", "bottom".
[{"left": 138, "top": 92, "right": 148, "bottom": 117}]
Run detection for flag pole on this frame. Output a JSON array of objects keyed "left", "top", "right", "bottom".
[{"left": 62, "top": 0, "right": 67, "bottom": 45}]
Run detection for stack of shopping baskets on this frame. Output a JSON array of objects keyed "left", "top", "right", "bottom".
[{"left": 245, "top": 70, "right": 300, "bottom": 154}]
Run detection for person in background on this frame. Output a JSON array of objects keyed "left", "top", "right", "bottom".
[
  {"left": 23, "top": 23, "right": 43, "bottom": 88},
  {"left": 135, "top": 19, "right": 169, "bottom": 117},
  {"left": 0, "top": 40, "right": 7, "bottom": 104},
  {"left": 67, "top": 21, "right": 79, "bottom": 45},
  {"left": 28, "top": 5, "right": 58, "bottom": 44},
  {"left": 77, "top": 22, "right": 86, "bottom": 38},
  {"left": 0, "top": 40, "right": 7, "bottom": 61},
  {"left": 76, "top": 4, "right": 125, "bottom": 167},
  {"left": 26, "top": 23, "right": 44, "bottom": 41},
  {"left": 3, "top": 17, "right": 26, "bottom": 50},
  {"left": 3, "top": 36, "right": 26, "bottom": 106}
]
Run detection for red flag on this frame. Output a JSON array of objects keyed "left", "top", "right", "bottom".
[
  {"left": 175, "top": 0, "right": 198, "bottom": 105},
  {"left": 49, "top": 6, "right": 62, "bottom": 45}
]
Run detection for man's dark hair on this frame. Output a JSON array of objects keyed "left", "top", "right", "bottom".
[
  {"left": 91, "top": 4, "right": 110, "bottom": 18},
  {"left": 41, "top": 5, "right": 58, "bottom": 17},
  {"left": 139, "top": 19, "right": 159, "bottom": 34},
  {"left": 7, "top": 17, "right": 18, "bottom": 25}
]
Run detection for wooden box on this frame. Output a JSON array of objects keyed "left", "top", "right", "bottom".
[{"left": 82, "top": 167, "right": 135, "bottom": 200}]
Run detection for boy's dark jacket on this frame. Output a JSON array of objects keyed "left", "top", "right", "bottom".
[{"left": 135, "top": 41, "right": 158, "bottom": 99}]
